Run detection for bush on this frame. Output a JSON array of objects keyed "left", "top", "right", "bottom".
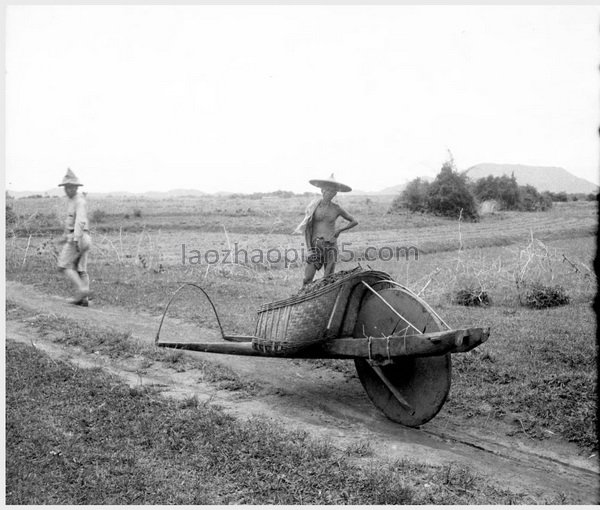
[
  {"left": 518, "top": 185, "right": 552, "bottom": 212},
  {"left": 91, "top": 209, "right": 108, "bottom": 223},
  {"left": 133, "top": 208, "right": 142, "bottom": 218},
  {"left": 6, "top": 204, "right": 17, "bottom": 226},
  {"left": 392, "top": 178, "right": 430, "bottom": 213},
  {"left": 427, "top": 161, "right": 479, "bottom": 220},
  {"left": 453, "top": 287, "right": 491, "bottom": 307},
  {"left": 471, "top": 174, "right": 520, "bottom": 210},
  {"left": 541, "top": 191, "right": 554, "bottom": 208},
  {"left": 471, "top": 175, "right": 552, "bottom": 212},
  {"left": 522, "top": 283, "right": 570, "bottom": 309},
  {"left": 31, "top": 211, "right": 58, "bottom": 228},
  {"left": 550, "top": 191, "right": 568, "bottom": 202}
]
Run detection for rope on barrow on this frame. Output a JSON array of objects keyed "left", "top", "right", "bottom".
[{"left": 155, "top": 282, "right": 228, "bottom": 344}]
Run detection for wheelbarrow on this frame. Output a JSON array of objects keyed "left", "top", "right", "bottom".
[{"left": 155, "top": 269, "right": 489, "bottom": 427}]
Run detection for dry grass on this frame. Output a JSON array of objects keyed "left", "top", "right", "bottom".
[
  {"left": 10, "top": 306, "right": 258, "bottom": 395},
  {"left": 5, "top": 198, "right": 597, "bottom": 452},
  {"left": 6, "top": 339, "right": 529, "bottom": 504},
  {"left": 441, "top": 302, "right": 597, "bottom": 450}
]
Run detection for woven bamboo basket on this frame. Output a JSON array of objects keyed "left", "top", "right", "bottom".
[{"left": 252, "top": 269, "right": 391, "bottom": 355}]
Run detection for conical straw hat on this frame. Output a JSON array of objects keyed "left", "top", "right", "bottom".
[
  {"left": 309, "top": 173, "right": 352, "bottom": 192},
  {"left": 59, "top": 168, "right": 83, "bottom": 187}
]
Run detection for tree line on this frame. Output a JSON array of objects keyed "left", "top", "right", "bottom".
[{"left": 390, "top": 160, "right": 597, "bottom": 220}]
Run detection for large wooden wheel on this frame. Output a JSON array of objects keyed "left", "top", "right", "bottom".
[{"left": 353, "top": 286, "right": 452, "bottom": 427}]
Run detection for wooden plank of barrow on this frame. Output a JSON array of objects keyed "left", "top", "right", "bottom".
[
  {"left": 306, "top": 327, "right": 489, "bottom": 360},
  {"left": 156, "top": 327, "right": 489, "bottom": 359}
]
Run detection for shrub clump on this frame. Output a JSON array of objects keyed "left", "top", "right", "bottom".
[
  {"left": 29, "top": 211, "right": 58, "bottom": 228},
  {"left": 91, "top": 209, "right": 108, "bottom": 223},
  {"left": 453, "top": 287, "right": 491, "bottom": 307},
  {"left": 6, "top": 203, "right": 17, "bottom": 226},
  {"left": 390, "top": 177, "right": 430, "bottom": 213},
  {"left": 518, "top": 184, "right": 552, "bottom": 212},
  {"left": 390, "top": 159, "right": 479, "bottom": 220},
  {"left": 426, "top": 161, "right": 479, "bottom": 220},
  {"left": 522, "top": 283, "right": 570, "bottom": 309}
]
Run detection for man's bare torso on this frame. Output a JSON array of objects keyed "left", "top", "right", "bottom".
[{"left": 312, "top": 201, "right": 340, "bottom": 241}]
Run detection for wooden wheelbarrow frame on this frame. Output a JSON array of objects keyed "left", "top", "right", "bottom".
[{"left": 155, "top": 278, "right": 490, "bottom": 427}]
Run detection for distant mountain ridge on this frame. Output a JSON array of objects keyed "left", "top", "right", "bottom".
[
  {"left": 7, "top": 187, "right": 401, "bottom": 198},
  {"left": 465, "top": 163, "right": 598, "bottom": 194},
  {"left": 6, "top": 188, "right": 209, "bottom": 199},
  {"left": 7, "top": 165, "right": 596, "bottom": 198},
  {"left": 349, "top": 181, "right": 411, "bottom": 196}
]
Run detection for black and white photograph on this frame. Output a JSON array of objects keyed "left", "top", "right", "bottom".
[{"left": 4, "top": 3, "right": 599, "bottom": 505}]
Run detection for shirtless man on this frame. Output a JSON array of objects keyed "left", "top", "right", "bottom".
[{"left": 294, "top": 174, "right": 358, "bottom": 285}]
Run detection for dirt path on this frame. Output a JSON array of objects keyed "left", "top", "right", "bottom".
[{"left": 6, "top": 280, "right": 599, "bottom": 504}]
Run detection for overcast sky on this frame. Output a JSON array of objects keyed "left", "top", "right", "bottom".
[{"left": 5, "top": 5, "right": 600, "bottom": 193}]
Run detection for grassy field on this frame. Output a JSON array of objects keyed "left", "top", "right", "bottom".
[
  {"left": 7, "top": 193, "right": 597, "bottom": 240},
  {"left": 6, "top": 336, "right": 527, "bottom": 505},
  {"left": 5, "top": 196, "right": 598, "bottom": 502}
]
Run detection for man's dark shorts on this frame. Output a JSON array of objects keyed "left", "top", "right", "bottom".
[{"left": 307, "top": 237, "right": 338, "bottom": 270}]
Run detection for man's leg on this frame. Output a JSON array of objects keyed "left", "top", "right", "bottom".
[
  {"left": 323, "top": 242, "right": 337, "bottom": 276},
  {"left": 78, "top": 271, "right": 89, "bottom": 291},
  {"left": 303, "top": 263, "right": 318, "bottom": 285},
  {"left": 76, "top": 271, "right": 90, "bottom": 306},
  {"left": 75, "top": 250, "right": 90, "bottom": 305},
  {"left": 62, "top": 268, "right": 87, "bottom": 296},
  {"left": 58, "top": 242, "right": 89, "bottom": 303},
  {"left": 77, "top": 250, "right": 89, "bottom": 292},
  {"left": 303, "top": 240, "right": 322, "bottom": 285}
]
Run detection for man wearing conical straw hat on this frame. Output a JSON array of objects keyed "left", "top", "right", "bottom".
[
  {"left": 294, "top": 174, "right": 358, "bottom": 285},
  {"left": 57, "top": 168, "right": 92, "bottom": 306}
]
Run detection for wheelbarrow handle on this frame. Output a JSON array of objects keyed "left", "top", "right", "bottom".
[{"left": 156, "top": 327, "right": 489, "bottom": 360}]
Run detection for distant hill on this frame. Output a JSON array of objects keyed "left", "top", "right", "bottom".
[
  {"left": 374, "top": 183, "right": 408, "bottom": 195},
  {"left": 465, "top": 163, "right": 598, "bottom": 194},
  {"left": 9, "top": 186, "right": 404, "bottom": 198},
  {"left": 348, "top": 188, "right": 377, "bottom": 196},
  {"left": 7, "top": 188, "right": 209, "bottom": 199},
  {"left": 138, "top": 189, "right": 208, "bottom": 198},
  {"left": 14, "top": 167, "right": 594, "bottom": 199},
  {"left": 350, "top": 181, "right": 413, "bottom": 196},
  {"left": 7, "top": 189, "right": 63, "bottom": 199}
]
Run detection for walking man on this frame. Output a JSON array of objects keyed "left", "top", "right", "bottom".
[
  {"left": 57, "top": 169, "right": 92, "bottom": 306},
  {"left": 294, "top": 174, "right": 358, "bottom": 285}
]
